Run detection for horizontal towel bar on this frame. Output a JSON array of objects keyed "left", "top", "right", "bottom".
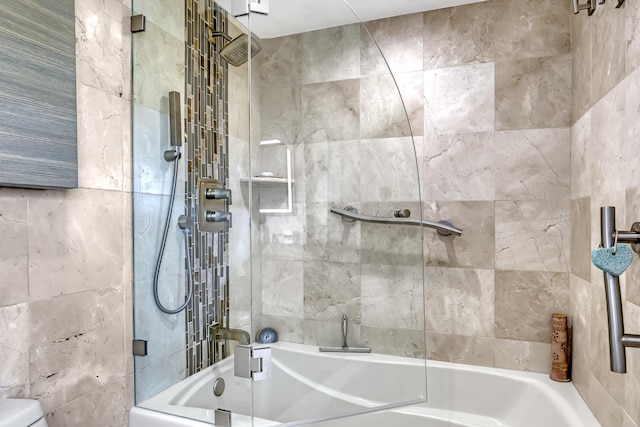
[{"left": 330, "top": 206, "right": 463, "bottom": 237}]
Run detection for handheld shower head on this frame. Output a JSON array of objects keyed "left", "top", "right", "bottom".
[{"left": 209, "top": 32, "right": 262, "bottom": 67}]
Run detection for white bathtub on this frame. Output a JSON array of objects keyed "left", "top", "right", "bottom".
[{"left": 129, "top": 342, "right": 600, "bottom": 427}]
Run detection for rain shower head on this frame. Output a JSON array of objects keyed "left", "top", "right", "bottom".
[{"left": 209, "top": 32, "right": 262, "bottom": 67}]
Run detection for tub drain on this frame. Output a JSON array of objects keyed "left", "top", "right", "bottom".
[{"left": 213, "top": 377, "right": 225, "bottom": 397}]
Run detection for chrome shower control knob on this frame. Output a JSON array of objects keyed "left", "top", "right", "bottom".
[
  {"left": 205, "top": 188, "right": 232, "bottom": 204},
  {"left": 205, "top": 211, "right": 232, "bottom": 227},
  {"left": 394, "top": 209, "right": 411, "bottom": 218}
]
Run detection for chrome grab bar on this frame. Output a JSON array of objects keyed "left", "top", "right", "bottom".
[{"left": 330, "top": 206, "right": 463, "bottom": 237}]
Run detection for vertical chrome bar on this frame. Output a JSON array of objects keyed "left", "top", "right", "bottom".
[
  {"left": 169, "top": 91, "right": 182, "bottom": 147},
  {"left": 601, "top": 206, "right": 627, "bottom": 373}
]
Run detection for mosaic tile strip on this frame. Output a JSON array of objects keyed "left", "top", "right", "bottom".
[{"left": 185, "top": 0, "right": 230, "bottom": 375}]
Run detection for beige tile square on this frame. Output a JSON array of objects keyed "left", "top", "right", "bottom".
[
  {"left": 624, "top": 302, "right": 640, "bottom": 422},
  {"left": 229, "top": 66, "right": 251, "bottom": 142},
  {"left": 260, "top": 35, "right": 303, "bottom": 85},
  {"left": 423, "top": 1, "right": 494, "bottom": 70},
  {"left": 623, "top": 68, "right": 640, "bottom": 190},
  {"left": 301, "top": 79, "right": 360, "bottom": 143},
  {"left": 304, "top": 261, "right": 361, "bottom": 322},
  {"left": 424, "top": 63, "right": 495, "bottom": 136},
  {"left": 426, "top": 333, "right": 494, "bottom": 367},
  {"left": 121, "top": 95, "right": 133, "bottom": 194},
  {"left": 495, "top": 128, "right": 570, "bottom": 200},
  {"left": 75, "top": 0, "right": 127, "bottom": 98},
  {"left": 494, "top": 0, "right": 570, "bottom": 61},
  {"left": 494, "top": 270, "right": 570, "bottom": 342},
  {"left": 571, "top": 198, "right": 592, "bottom": 283},
  {"left": 492, "top": 339, "right": 551, "bottom": 373},
  {"left": 259, "top": 202, "right": 304, "bottom": 260},
  {"left": 132, "top": 104, "right": 186, "bottom": 196},
  {"left": 361, "top": 264, "right": 424, "bottom": 330},
  {"left": 423, "top": 201, "right": 495, "bottom": 269},
  {"left": 358, "top": 138, "right": 421, "bottom": 202},
  {"left": 28, "top": 189, "right": 125, "bottom": 301},
  {"left": 0, "top": 303, "right": 29, "bottom": 398},
  {"left": 495, "top": 200, "right": 571, "bottom": 272},
  {"left": 0, "top": 188, "right": 28, "bottom": 308},
  {"left": 132, "top": 20, "right": 184, "bottom": 113},
  {"left": 571, "top": 111, "right": 592, "bottom": 200},
  {"left": 360, "top": 73, "right": 417, "bottom": 139},
  {"left": 77, "top": 84, "right": 125, "bottom": 191},
  {"left": 590, "top": 78, "right": 629, "bottom": 196},
  {"left": 134, "top": 350, "right": 186, "bottom": 403},
  {"left": 261, "top": 258, "right": 303, "bottom": 318},
  {"left": 395, "top": 71, "right": 425, "bottom": 136},
  {"left": 45, "top": 379, "right": 127, "bottom": 427},
  {"left": 570, "top": 274, "right": 593, "bottom": 371},
  {"left": 425, "top": 267, "right": 494, "bottom": 337},
  {"left": 29, "top": 287, "right": 125, "bottom": 413},
  {"left": 132, "top": 278, "right": 185, "bottom": 371},
  {"left": 363, "top": 326, "right": 427, "bottom": 358},
  {"left": 364, "top": 13, "right": 424, "bottom": 74},
  {"left": 495, "top": 55, "right": 571, "bottom": 131},
  {"left": 572, "top": 20, "right": 592, "bottom": 123},
  {"left": 260, "top": 82, "right": 302, "bottom": 145},
  {"left": 627, "top": 0, "right": 640, "bottom": 75},
  {"left": 133, "top": 0, "right": 184, "bottom": 41},
  {"left": 571, "top": 1, "right": 591, "bottom": 44},
  {"left": 132, "top": 193, "right": 185, "bottom": 285},
  {"left": 302, "top": 24, "right": 361, "bottom": 84},
  {"left": 591, "top": 1, "right": 626, "bottom": 103},
  {"left": 422, "top": 131, "right": 495, "bottom": 201},
  {"left": 627, "top": 187, "right": 640, "bottom": 307}
]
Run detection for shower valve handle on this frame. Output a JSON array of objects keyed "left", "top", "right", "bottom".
[
  {"left": 205, "top": 210, "right": 232, "bottom": 228},
  {"left": 205, "top": 188, "right": 232, "bottom": 204}
]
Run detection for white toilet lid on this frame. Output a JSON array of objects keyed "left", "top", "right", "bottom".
[{"left": 0, "top": 399, "right": 45, "bottom": 427}]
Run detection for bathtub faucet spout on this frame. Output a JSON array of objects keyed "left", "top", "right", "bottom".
[{"left": 211, "top": 326, "right": 251, "bottom": 345}]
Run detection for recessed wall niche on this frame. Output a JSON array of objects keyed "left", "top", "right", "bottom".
[{"left": 0, "top": 0, "right": 77, "bottom": 189}]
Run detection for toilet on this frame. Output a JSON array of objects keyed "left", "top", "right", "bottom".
[{"left": 0, "top": 399, "right": 48, "bottom": 427}]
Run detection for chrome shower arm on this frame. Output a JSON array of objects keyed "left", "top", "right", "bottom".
[
  {"left": 330, "top": 206, "right": 462, "bottom": 237},
  {"left": 209, "top": 31, "right": 233, "bottom": 42}
]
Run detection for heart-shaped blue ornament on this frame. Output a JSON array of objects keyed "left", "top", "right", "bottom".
[{"left": 591, "top": 244, "right": 633, "bottom": 276}]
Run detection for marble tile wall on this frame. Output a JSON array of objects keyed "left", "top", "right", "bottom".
[
  {"left": 254, "top": 0, "right": 573, "bottom": 374},
  {"left": 254, "top": 23, "right": 426, "bottom": 355},
  {"left": 571, "top": 0, "right": 640, "bottom": 425},
  {"left": 0, "top": 0, "right": 133, "bottom": 425}
]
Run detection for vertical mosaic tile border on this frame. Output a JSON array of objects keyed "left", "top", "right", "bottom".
[{"left": 185, "top": 0, "right": 230, "bottom": 375}]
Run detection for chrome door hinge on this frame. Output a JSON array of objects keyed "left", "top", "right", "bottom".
[
  {"left": 132, "top": 339, "right": 148, "bottom": 356},
  {"left": 131, "top": 15, "right": 146, "bottom": 33},
  {"left": 231, "top": 0, "right": 269, "bottom": 16},
  {"left": 234, "top": 345, "right": 271, "bottom": 381}
]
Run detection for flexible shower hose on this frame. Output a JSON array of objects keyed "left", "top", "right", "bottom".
[{"left": 153, "top": 149, "right": 194, "bottom": 314}]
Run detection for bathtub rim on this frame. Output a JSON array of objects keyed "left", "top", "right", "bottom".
[{"left": 130, "top": 341, "right": 601, "bottom": 427}]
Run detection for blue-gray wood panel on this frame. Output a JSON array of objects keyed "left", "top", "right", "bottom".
[{"left": 0, "top": 0, "right": 77, "bottom": 189}]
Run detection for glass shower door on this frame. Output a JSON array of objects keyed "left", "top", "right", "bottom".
[{"left": 244, "top": 1, "right": 428, "bottom": 425}]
